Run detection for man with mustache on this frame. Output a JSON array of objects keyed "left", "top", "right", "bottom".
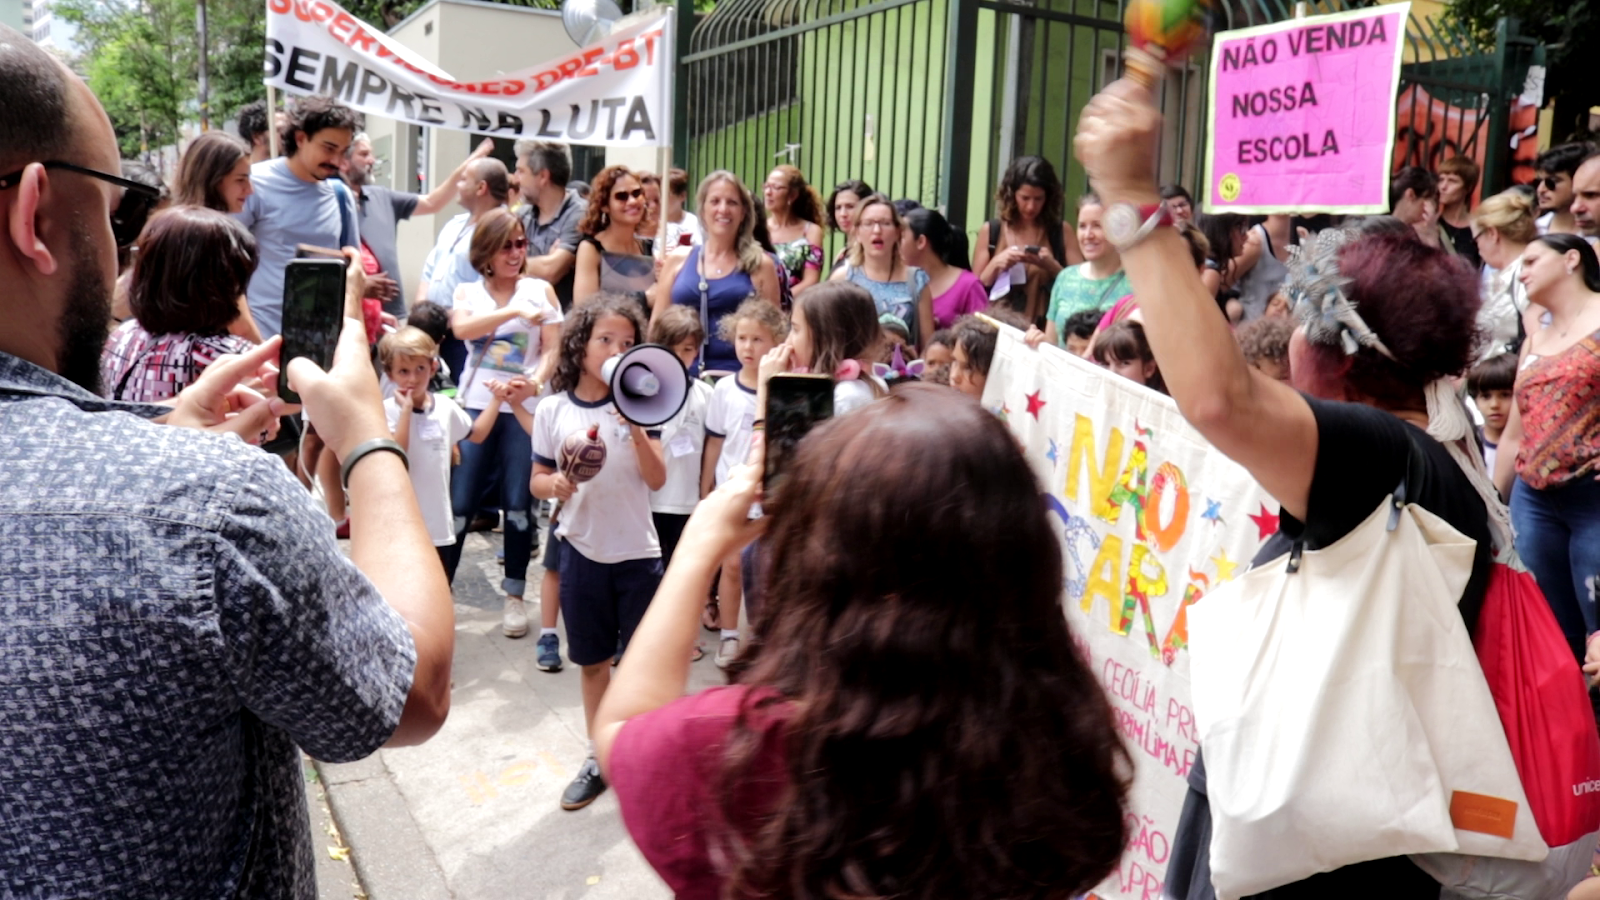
[{"left": 237, "top": 94, "right": 362, "bottom": 338}]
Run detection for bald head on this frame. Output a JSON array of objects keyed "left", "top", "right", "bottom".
[
  {"left": 0, "top": 24, "right": 73, "bottom": 171},
  {"left": 468, "top": 157, "right": 510, "bottom": 205}
]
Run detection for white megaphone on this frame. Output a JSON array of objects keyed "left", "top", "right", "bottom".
[{"left": 601, "top": 343, "right": 690, "bottom": 428}]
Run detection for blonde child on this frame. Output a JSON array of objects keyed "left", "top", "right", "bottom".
[
  {"left": 381, "top": 328, "right": 473, "bottom": 566},
  {"left": 531, "top": 294, "right": 666, "bottom": 811},
  {"left": 701, "top": 298, "right": 788, "bottom": 668}
]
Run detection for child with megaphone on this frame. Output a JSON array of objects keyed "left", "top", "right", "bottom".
[{"left": 531, "top": 294, "right": 668, "bottom": 813}]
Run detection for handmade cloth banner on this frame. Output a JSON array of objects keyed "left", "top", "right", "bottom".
[
  {"left": 264, "top": 0, "right": 672, "bottom": 146},
  {"left": 1203, "top": 3, "right": 1408, "bottom": 214},
  {"left": 981, "top": 322, "right": 1275, "bottom": 900}
]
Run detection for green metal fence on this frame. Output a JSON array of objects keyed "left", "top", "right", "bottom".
[{"left": 679, "top": 0, "right": 1537, "bottom": 238}]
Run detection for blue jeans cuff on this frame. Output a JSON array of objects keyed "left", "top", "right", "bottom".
[{"left": 502, "top": 577, "right": 528, "bottom": 597}]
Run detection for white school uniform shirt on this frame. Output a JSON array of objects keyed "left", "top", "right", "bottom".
[
  {"left": 704, "top": 374, "right": 759, "bottom": 486},
  {"left": 384, "top": 393, "right": 472, "bottom": 547},
  {"left": 532, "top": 391, "right": 661, "bottom": 563},
  {"left": 453, "top": 278, "right": 562, "bottom": 414},
  {"left": 650, "top": 379, "right": 713, "bottom": 515}
]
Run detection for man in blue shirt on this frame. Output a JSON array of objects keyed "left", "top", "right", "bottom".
[
  {"left": 0, "top": 29, "right": 455, "bottom": 897},
  {"left": 237, "top": 95, "right": 362, "bottom": 338}
]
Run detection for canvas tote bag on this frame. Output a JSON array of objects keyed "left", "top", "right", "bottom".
[{"left": 1188, "top": 484, "right": 1547, "bottom": 900}]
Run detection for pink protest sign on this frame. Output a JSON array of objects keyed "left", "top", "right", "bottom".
[{"left": 1203, "top": 3, "right": 1409, "bottom": 214}]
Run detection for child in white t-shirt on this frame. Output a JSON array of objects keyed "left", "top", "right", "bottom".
[
  {"left": 531, "top": 294, "right": 666, "bottom": 812},
  {"left": 700, "top": 299, "right": 787, "bottom": 668},
  {"left": 647, "top": 306, "right": 712, "bottom": 565},
  {"left": 380, "top": 328, "right": 473, "bottom": 564}
]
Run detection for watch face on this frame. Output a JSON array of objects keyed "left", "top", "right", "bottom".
[{"left": 1105, "top": 204, "right": 1142, "bottom": 244}]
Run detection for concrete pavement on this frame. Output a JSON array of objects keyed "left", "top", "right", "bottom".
[{"left": 318, "top": 524, "right": 728, "bottom": 899}]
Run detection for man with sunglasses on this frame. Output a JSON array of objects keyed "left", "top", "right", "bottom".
[
  {"left": 236, "top": 94, "right": 362, "bottom": 339},
  {"left": 0, "top": 26, "right": 454, "bottom": 898},
  {"left": 1532, "top": 142, "right": 1595, "bottom": 237}
]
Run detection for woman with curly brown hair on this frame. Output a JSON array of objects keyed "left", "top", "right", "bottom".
[
  {"left": 574, "top": 165, "right": 655, "bottom": 314},
  {"left": 973, "top": 156, "right": 1084, "bottom": 320},
  {"left": 593, "top": 383, "right": 1131, "bottom": 899},
  {"left": 762, "top": 164, "right": 827, "bottom": 294}
]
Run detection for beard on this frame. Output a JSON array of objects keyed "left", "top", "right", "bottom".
[{"left": 56, "top": 223, "right": 113, "bottom": 396}]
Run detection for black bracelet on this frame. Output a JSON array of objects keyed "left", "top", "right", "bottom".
[{"left": 340, "top": 438, "right": 409, "bottom": 491}]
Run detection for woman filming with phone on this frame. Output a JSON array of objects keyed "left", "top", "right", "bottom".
[{"left": 590, "top": 381, "right": 1130, "bottom": 900}]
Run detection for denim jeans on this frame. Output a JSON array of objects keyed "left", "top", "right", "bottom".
[
  {"left": 1511, "top": 476, "right": 1600, "bottom": 661},
  {"left": 440, "top": 410, "right": 535, "bottom": 595}
]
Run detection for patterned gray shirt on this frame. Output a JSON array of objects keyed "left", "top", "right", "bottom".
[{"left": 0, "top": 353, "right": 416, "bottom": 898}]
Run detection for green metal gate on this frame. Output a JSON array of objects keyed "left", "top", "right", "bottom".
[{"left": 678, "top": 0, "right": 1537, "bottom": 238}]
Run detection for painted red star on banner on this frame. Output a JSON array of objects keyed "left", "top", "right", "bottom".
[
  {"left": 1248, "top": 503, "right": 1279, "bottom": 540},
  {"left": 1025, "top": 390, "right": 1047, "bottom": 420}
]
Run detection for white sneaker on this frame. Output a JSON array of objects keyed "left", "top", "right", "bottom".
[
  {"left": 502, "top": 596, "right": 529, "bottom": 638},
  {"left": 714, "top": 635, "right": 740, "bottom": 669}
]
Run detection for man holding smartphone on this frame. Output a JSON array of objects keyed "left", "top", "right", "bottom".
[
  {"left": 236, "top": 94, "right": 361, "bottom": 339},
  {"left": 0, "top": 30, "right": 454, "bottom": 898}
]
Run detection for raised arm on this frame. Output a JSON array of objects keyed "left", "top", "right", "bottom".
[
  {"left": 1075, "top": 81, "right": 1318, "bottom": 521},
  {"left": 413, "top": 139, "right": 493, "bottom": 217}
]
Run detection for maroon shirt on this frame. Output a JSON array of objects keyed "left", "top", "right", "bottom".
[{"left": 609, "top": 686, "right": 790, "bottom": 899}]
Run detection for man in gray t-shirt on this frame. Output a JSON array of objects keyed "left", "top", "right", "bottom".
[
  {"left": 343, "top": 134, "right": 495, "bottom": 318},
  {"left": 514, "top": 139, "right": 586, "bottom": 311},
  {"left": 236, "top": 97, "right": 361, "bottom": 339}
]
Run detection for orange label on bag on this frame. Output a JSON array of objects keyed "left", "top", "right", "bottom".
[{"left": 1449, "top": 791, "right": 1518, "bottom": 839}]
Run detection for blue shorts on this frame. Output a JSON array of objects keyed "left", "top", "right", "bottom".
[{"left": 557, "top": 544, "right": 663, "bottom": 667}]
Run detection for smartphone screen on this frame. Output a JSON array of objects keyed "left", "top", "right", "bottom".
[
  {"left": 277, "top": 258, "right": 347, "bottom": 404},
  {"left": 762, "top": 373, "right": 833, "bottom": 508}
]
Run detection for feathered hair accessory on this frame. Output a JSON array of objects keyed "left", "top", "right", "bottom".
[{"left": 1285, "top": 227, "right": 1397, "bottom": 361}]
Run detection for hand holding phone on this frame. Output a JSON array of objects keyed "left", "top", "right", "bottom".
[
  {"left": 277, "top": 257, "right": 348, "bottom": 405},
  {"left": 1023, "top": 245, "right": 1042, "bottom": 256}
]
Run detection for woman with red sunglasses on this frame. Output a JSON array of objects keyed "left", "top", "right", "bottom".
[{"left": 574, "top": 165, "right": 656, "bottom": 317}]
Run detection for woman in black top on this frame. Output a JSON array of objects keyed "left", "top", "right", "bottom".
[{"left": 1077, "top": 79, "right": 1497, "bottom": 899}]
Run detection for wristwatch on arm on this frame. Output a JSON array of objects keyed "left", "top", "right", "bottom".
[{"left": 1103, "top": 202, "right": 1174, "bottom": 253}]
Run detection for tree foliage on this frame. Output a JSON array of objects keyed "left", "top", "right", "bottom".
[{"left": 1445, "top": 0, "right": 1600, "bottom": 141}]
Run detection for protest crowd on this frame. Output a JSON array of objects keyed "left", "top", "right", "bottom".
[{"left": 9, "top": 8, "right": 1600, "bottom": 898}]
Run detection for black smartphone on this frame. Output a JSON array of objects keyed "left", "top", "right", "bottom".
[
  {"left": 1024, "top": 244, "right": 1041, "bottom": 255},
  {"left": 277, "top": 258, "right": 347, "bottom": 404},
  {"left": 763, "top": 373, "right": 833, "bottom": 507}
]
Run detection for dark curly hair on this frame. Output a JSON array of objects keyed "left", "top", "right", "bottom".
[
  {"left": 718, "top": 382, "right": 1131, "bottom": 900},
  {"left": 578, "top": 165, "right": 642, "bottom": 237},
  {"left": 995, "top": 156, "right": 1065, "bottom": 235},
  {"left": 550, "top": 293, "right": 646, "bottom": 394},
  {"left": 284, "top": 95, "right": 360, "bottom": 157}
]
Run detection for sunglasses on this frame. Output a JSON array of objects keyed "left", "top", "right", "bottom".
[
  {"left": 0, "top": 161, "right": 164, "bottom": 248},
  {"left": 1536, "top": 176, "right": 1562, "bottom": 191},
  {"left": 612, "top": 188, "right": 645, "bottom": 202},
  {"left": 501, "top": 238, "right": 529, "bottom": 252}
]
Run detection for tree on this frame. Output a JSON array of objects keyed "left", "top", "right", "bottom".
[
  {"left": 58, "top": 0, "right": 193, "bottom": 157},
  {"left": 1446, "top": 0, "right": 1600, "bottom": 142}
]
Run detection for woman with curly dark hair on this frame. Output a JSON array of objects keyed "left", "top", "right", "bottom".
[
  {"left": 574, "top": 165, "right": 655, "bottom": 314},
  {"left": 593, "top": 383, "right": 1131, "bottom": 899},
  {"left": 973, "top": 156, "right": 1084, "bottom": 320}
]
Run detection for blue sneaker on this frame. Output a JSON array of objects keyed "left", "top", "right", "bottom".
[{"left": 536, "top": 633, "right": 562, "bottom": 672}]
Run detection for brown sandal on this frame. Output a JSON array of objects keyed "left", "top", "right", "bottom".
[{"left": 702, "top": 599, "right": 720, "bottom": 632}]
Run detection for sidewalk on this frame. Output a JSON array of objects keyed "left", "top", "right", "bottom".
[{"left": 318, "top": 527, "right": 727, "bottom": 899}]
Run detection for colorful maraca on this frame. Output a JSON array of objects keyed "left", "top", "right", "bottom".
[
  {"left": 1122, "top": 0, "right": 1212, "bottom": 88},
  {"left": 551, "top": 424, "right": 606, "bottom": 523}
]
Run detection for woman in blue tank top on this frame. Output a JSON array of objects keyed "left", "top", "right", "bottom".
[{"left": 652, "top": 171, "right": 783, "bottom": 374}]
